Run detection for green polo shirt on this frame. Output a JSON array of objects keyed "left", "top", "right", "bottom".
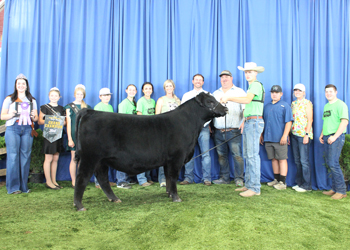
[
  {"left": 322, "top": 99, "right": 349, "bottom": 136},
  {"left": 244, "top": 80, "right": 265, "bottom": 117}
]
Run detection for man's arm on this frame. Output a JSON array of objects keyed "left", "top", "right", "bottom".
[
  {"left": 327, "top": 119, "right": 349, "bottom": 145},
  {"left": 221, "top": 93, "right": 255, "bottom": 104},
  {"left": 280, "top": 121, "right": 292, "bottom": 145}
]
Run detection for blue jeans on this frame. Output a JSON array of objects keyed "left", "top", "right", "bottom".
[
  {"left": 158, "top": 167, "right": 165, "bottom": 183},
  {"left": 184, "top": 125, "right": 212, "bottom": 183},
  {"left": 117, "top": 171, "right": 129, "bottom": 185},
  {"left": 137, "top": 171, "right": 151, "bottom": 185},
  {"left": 214, "top": 128, "right": 244, "bottom": 182},
  {"left": 324, "top": 134, "right": 346, "bottom": 194},
  {"left": 291, "top": 134, "right": 312, "bottom": 190},
  {"left": 5, "top": 123, "right": 33, "bottom": 194},
  {"left": 243, "top": 118, "right": 264, "bottom": 193}
]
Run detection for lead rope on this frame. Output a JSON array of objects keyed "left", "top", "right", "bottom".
[{"left": 192, "top": 103, "right": 237, "bottom": 161}]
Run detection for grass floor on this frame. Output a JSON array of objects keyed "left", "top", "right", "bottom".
[{"left": 0, "top": 181, "right": 350, "bottom": 250}]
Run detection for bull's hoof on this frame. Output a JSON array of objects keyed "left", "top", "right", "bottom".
[
  {"left": 77, "top": 207, "right": 86, "bottom": 212},
  {"left": 173, "top": 198, "right": 182, "bottom": 202},
  {"left": 108, "top": 198, "right": 122, "bottom": 203},
  {"left": 73, "top": 203, "right": 76, "bottom": 207}
]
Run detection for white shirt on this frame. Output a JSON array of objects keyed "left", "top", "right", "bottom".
[
  {"left": 181, "top": 88, "right": 211, "bottom": 127},
  {"left": 212, "top": 85, "right": 246, "bottom": 129}
]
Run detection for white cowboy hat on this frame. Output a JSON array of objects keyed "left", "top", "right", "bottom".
[{"left": 237, "top": 62, "right": 265, "bottom": 73}]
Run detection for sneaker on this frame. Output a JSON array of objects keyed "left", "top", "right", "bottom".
[
  {"left": 267, "top": 179, "right": 278, "bottom": 186},
  {"left": 109, "top": 182, "right": 117, "bottom": 187},
  {"left": 141, "top": 182, "right": 151, "bottom": 187},
  {"left": 235, "top": 180, "right": 244, "bottom": 187},
  {"left": 204, "top": 181, "right": 212, "bottom": 186},
  {"left": 117, "top": 183, "right": 131, "bottom": 189},
  {"left": 239, "top": 189, "right": 260, "bottom": 197},
  {"left": 147, "top": 180, "right": 154, "bottom": 185},
  {"left": 212, "top": 178, "right": 230, "bottom": 184},
  {"left": 128, "top": 180, "right": 137, "bottom": 185},
  {"left": 295, "top": 187, "right": 311, "bottom": 193},
  {"left": 292, "top": 185, "right": 299, "bottom": 190},
  {"left": 160, "top": 182, "right": 166, "bottom": 187},
  {"left": 273, "top": 181, "right": 286, "bottom": 190},
  {"left": 95, "top": 185, "right": 101, "bottom": 189},
  {"left": 180, "top": 180, "right": 191, "bottom": 185}
]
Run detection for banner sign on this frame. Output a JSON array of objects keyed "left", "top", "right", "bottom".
[{"left": 43, "top": 115, "right": 65, "bottom": 143}]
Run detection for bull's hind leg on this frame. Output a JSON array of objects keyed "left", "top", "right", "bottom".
[
  {"left": 95, "top": 163, "right": 121, "bottom": 204},
  {"left": 166, "top": 164, "right": 182, "bottom": 202},
  {"left": 74, "top": 159, "right": 95, "bottom": 211}
]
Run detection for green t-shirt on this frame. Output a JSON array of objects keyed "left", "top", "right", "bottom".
[
  {"left": 94, "top": 102, "right": 114, "bottom": 112},
  {"left": 118, "top": 98, "right": 137, "bottom": 114},
  {"left": 244, "top": 80, "right": 264, "bottom": 117},
  {"left": 322, "top": 99, "right": 349, "bottom": 136},
  {"left": 136, "top": 96, "right": 155, "bottom": 115}
]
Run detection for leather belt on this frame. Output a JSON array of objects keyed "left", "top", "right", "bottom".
[
  {"left": 219, "top": 128, "right": 238, "bottom": 133},
  {"left": 245, "top": 116, "right": 263, "bottom": 121}
]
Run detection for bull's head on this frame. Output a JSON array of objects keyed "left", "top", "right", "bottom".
[{"left": 195, "top": 93, "right": 228, "bottom": 117}]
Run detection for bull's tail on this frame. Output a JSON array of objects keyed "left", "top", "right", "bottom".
[{"left": 74, "top": 109, "right": 89, "bottom": 163}]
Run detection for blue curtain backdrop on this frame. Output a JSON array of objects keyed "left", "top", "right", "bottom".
[{"left": 1, "top": 0, "right": 350, "bottom": 190}]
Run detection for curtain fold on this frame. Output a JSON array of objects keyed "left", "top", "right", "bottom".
[{"left": 1, "top": 0, "right": 349, "bottom": 189}]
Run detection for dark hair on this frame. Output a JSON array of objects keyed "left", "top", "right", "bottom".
[
  {"left": 126, "top": 84, "right": 137, "bottom": 106},
  {"left": 141, "top": 82, "right": 153, "bottom": 91},
  {"left": 192, "top": 74, "right": 204, "bottom": 81},
  {"left": 9, "top": 78, "right": 35, "bottom": 102},
  {"left": 325, "top": 84, "right": 337, "bottom": 91}
]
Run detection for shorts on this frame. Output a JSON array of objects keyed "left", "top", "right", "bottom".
[{"left": 265, "top": 142, "right": 288, "bottom": 160}]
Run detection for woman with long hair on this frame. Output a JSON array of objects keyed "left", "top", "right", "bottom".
[
  {"left": 155, "top": 80, "right": 181, "bottom": 187},
  {"left": 64, "top": 84, "right": 91, "bottom": 187},
  {"left": 1, "top": 73, "right": 38, "bottom": 194}
]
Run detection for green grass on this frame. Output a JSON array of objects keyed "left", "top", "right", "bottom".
[{"left": 1, "top": 182, "right": 350, "bottom": 250}]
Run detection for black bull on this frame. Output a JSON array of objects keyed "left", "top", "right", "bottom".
[{"left": 73, "top": 93, "right": 227, "bottom": 211}]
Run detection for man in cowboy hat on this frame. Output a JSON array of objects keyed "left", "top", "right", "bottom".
[
  {"left": 212, "top": 70, "right": 246, "bottom": 187},
  {"left": 221, "top": 62, "right": 265, "bottom": 197}
]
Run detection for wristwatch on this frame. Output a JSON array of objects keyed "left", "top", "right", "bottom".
[{"left": 305, "top": 132, "right": 309, "bottom": 136}]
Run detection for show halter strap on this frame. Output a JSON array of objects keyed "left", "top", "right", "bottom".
[{"left": 15, "top": 98, "right": 38, "bottom": 137}]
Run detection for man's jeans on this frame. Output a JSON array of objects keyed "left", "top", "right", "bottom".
[
  {"left": 117, "top": 171, "right": 129, "bottom": 185},
  {"left": 137, "top": 171, "right": 151, "bottom": 185},
  {"left": 183, "top": 125, "right": 212, "bottom": 183},
  {"left": 324, "top": 134, "right": 346, "bottom": 194},
  {"left": 291, "top": 134, "right": 312, "bottom": 190},
  {"left": 5, "top": 123, "right": 33, "bottom": 194},
  {"left": 214, "top": 128, "right": 244, "bottom": 183},
  {"left": 243, "top": 118, "right": 264, "bottom": 193},
  {"left": 158, "top": 167, "right": 166, "bottom": 183}
]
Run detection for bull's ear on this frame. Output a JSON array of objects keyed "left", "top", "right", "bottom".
[{"left": 195, "top": 94, "right": 204, "bottom": 106}]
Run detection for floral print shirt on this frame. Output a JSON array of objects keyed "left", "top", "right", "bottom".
[{"left": 291, "top": 98, "right": 313, "bottom": 139}]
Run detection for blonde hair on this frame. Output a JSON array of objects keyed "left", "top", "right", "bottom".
[
  {"left": 163, "top": 79, "right": 180, "bottom": 103},
  {"left": 74, "top": 87, "right": 87, "bottom": 108},
  {"left": 49, "top": 88, "right": 60, "bottom": 97}
]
